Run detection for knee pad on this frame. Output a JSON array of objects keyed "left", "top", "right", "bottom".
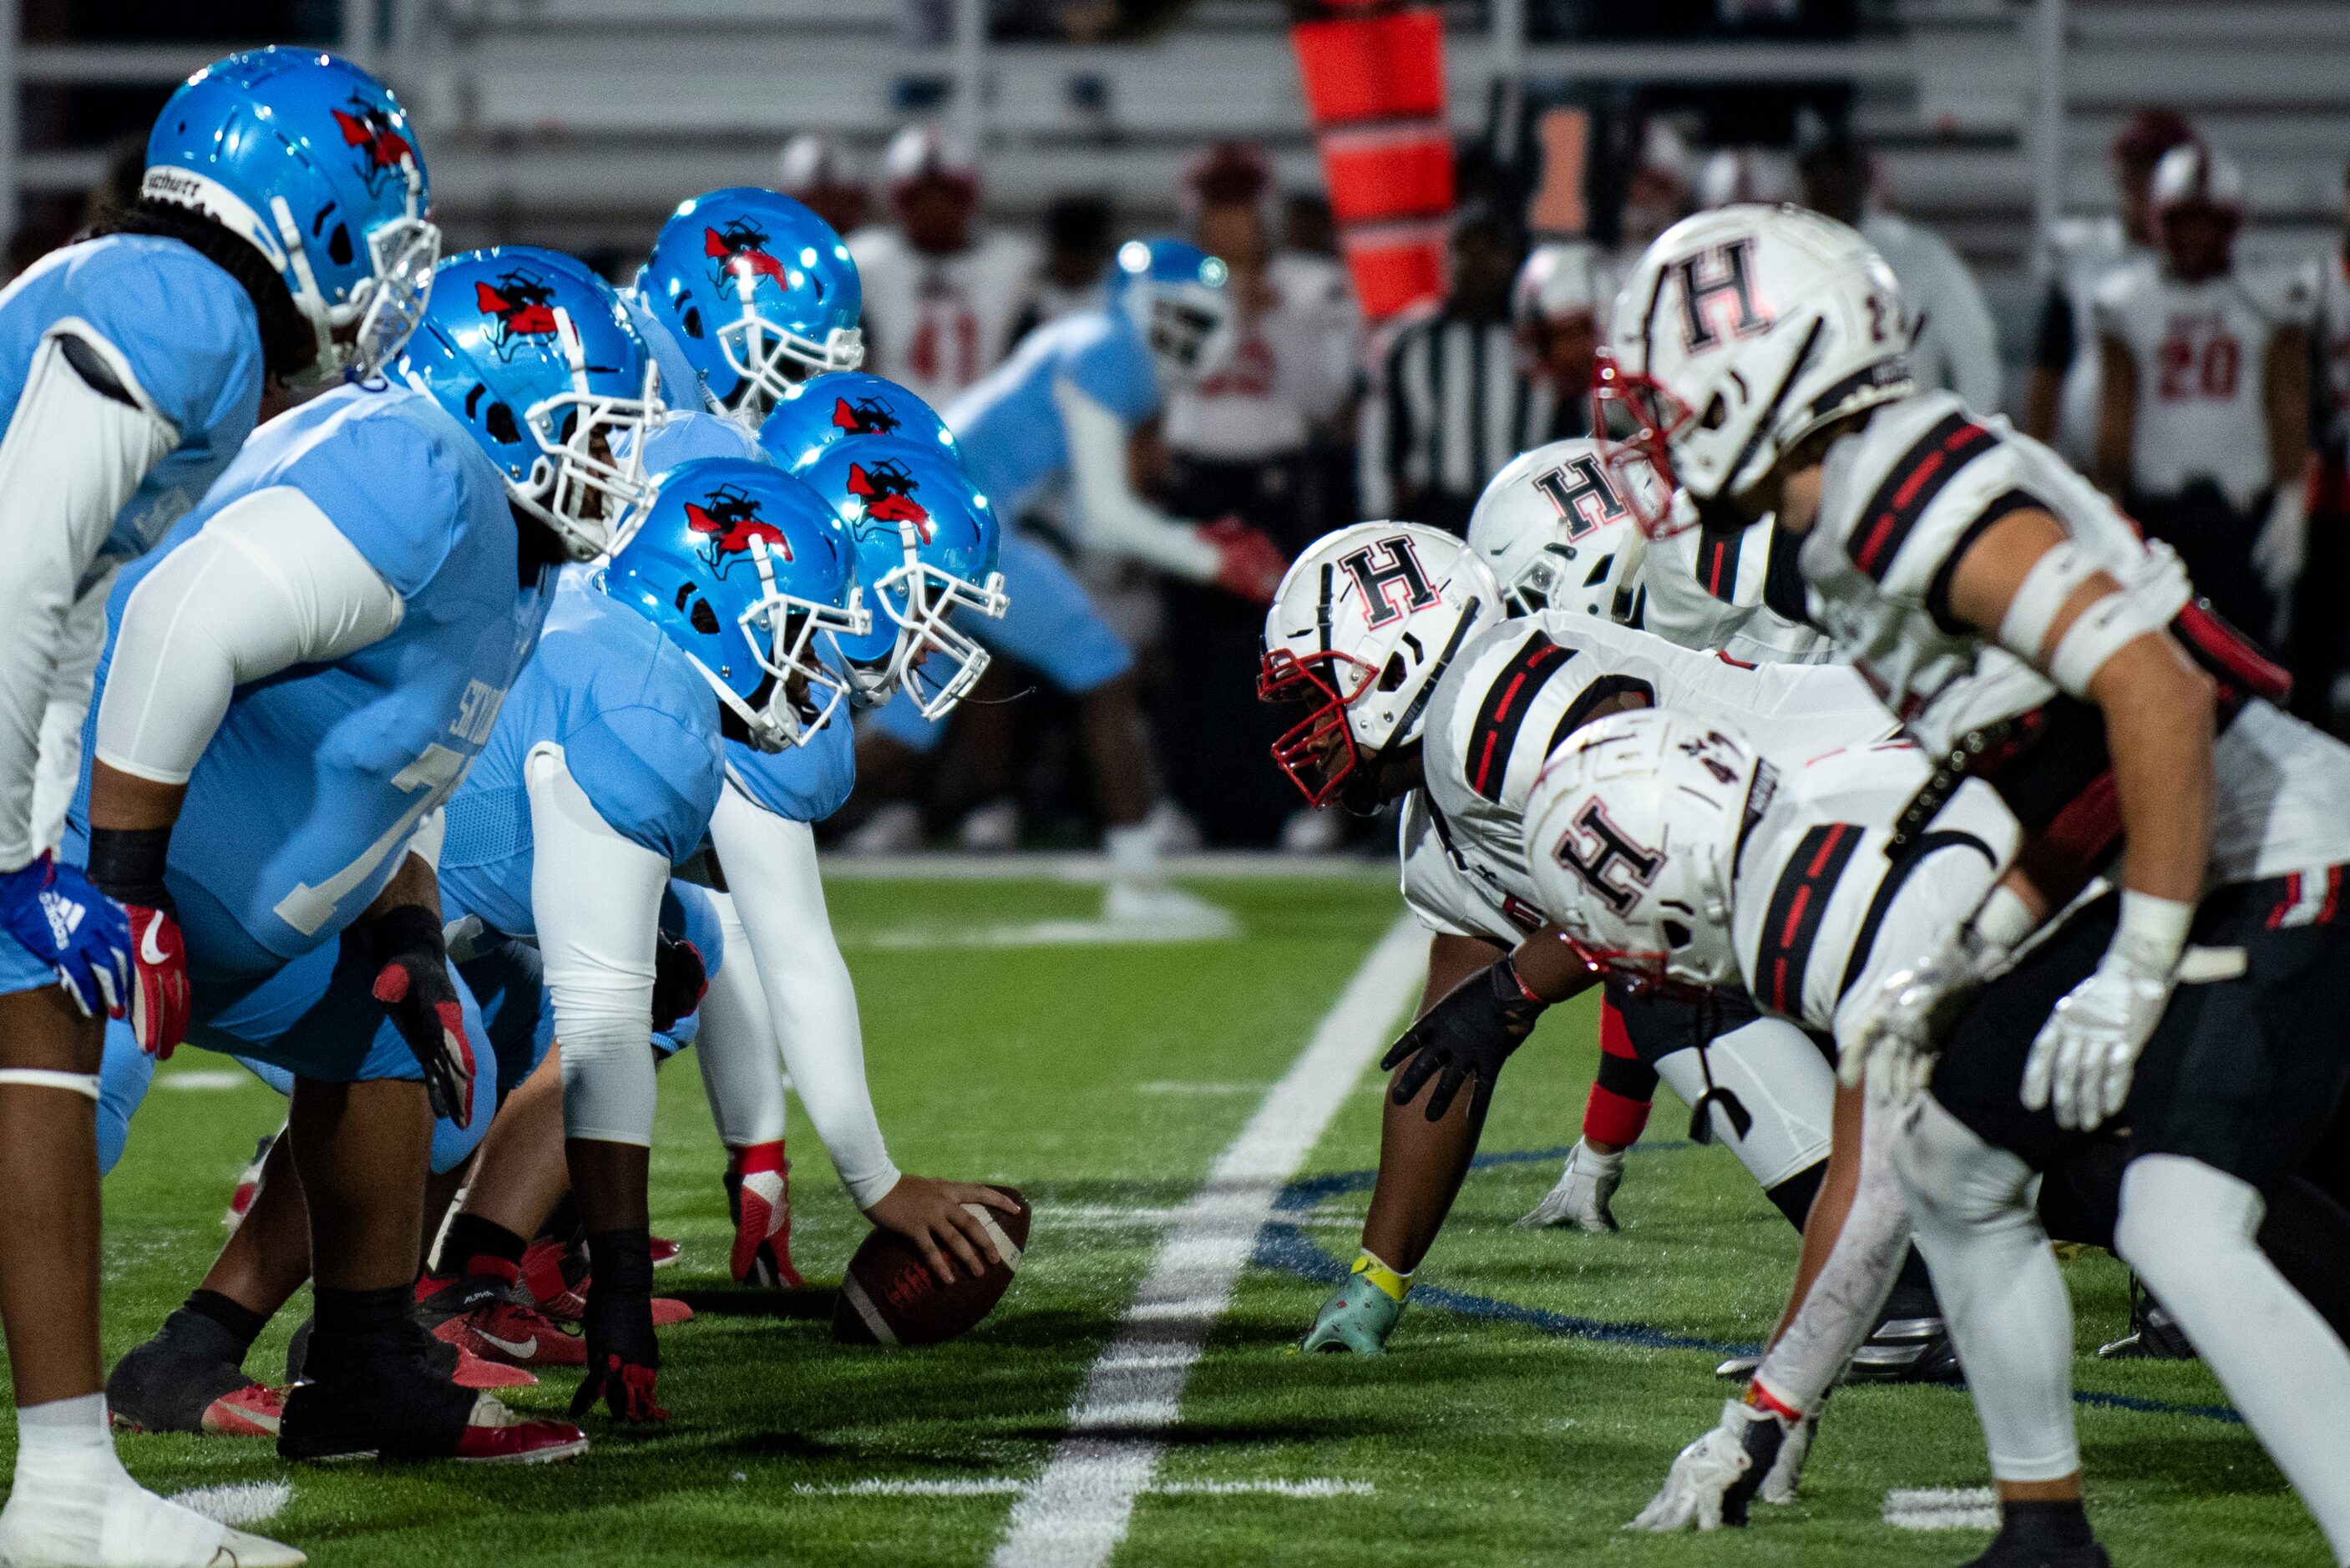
[
  {"left": 1654, "top": 1018, "right": 1835, "bottom": 1189},
  {"left": 1893, "top": 1095, "right": 2039, "bottom": 1231}
]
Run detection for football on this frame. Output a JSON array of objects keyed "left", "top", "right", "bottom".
[{"left": 832, "top": 1187, "right": 1030, "bottom": 1347}]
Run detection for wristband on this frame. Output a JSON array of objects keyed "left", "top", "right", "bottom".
[
  {"left": 1497, "top": 954, "right": 1548, "bottom": 1009},
  {"left": 2112, "top": 888, "right": 2194, "bottom": 977},
  {"left": 1745, "top": 1378, "right": 1803, "bottom": 1423},
  {"left": 84, "top": 826, "right": 174, "bottom": 908}
]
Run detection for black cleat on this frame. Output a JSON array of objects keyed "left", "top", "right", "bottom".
[
  {"left": 107, "top": 1308, "right": 284, "bottom": 1437},
  {"left": 2097, "top": 1273, "right": 2196, "bottom": 1360},
  {"left": 1961, "top": 1541, "right": 2112, "bottom": 1567}
]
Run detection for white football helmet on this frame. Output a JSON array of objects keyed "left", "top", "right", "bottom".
[
  {"left": 1597, "top": 204, "right": 1912, "bottom": 536},
  {"left": 1522, "top": 707, "right": 1769, "bottom": 993},
  {"left": 1259, "top": 522, "right": 1500, "bottom": 808},
  {"left": 1467, "top": 438, "right": 1660, "bottom": 622},
  {"left": 2150, "top": 142, "right": 2245, "bottom": 238},
  {"left": 1512, "top": 240, "right": 1608, "bottom": 328}
]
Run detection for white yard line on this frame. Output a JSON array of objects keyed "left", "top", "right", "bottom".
[
  {"left": 1883, "top": 1487, "right": 2000, "bottom": 1530},
  {"left": 798, "top": 1478, "right": 1373, "bottom": 1500},
  {"left": 821, "top": 850, "right": 1390, "bottom": 883},
  {"left": 988, "top": 915, "right": 1425, "bottom": 1568}
]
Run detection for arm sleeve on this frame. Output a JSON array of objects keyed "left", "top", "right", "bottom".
[
  {"left": 707, "top": 782, "right": 901, "bottom": 1208},
  {"left": 0, "top": 329, "right": 179, "bottom": 867},
  {"left": 1051, "top": 375, "right": 1222, "bottom": 581},
  {"left": 2031, "top": 284, "right": 2076, "bottom": 374},
  {"left": 93, "top": 485, "right": 405, "bottom": 786},
  {"left": 526, "top": 746, "right": 670, "bottom": 1148}
]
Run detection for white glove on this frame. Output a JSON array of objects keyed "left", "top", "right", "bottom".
[
  {"left": 1518, "top": 1139, "right": 1624, "bottom": 1232},
  {"left": 2252, "top": 482, "right": 2308, "bottom": 601},
  {"left": 1628, "top": 1399, "right": 1791, "bottom": 1531},
  {"left": 1841, "top": 916, "right": 2010, "bottom": 1105},
  {"left": 2022, "top": 890, "right": 2190, "bottom": 1130}
]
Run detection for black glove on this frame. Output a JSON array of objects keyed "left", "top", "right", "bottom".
[
  {"left": 366, "top": 904, "right": 474, "bottom": 1121},
  {"left": 1380, "top": 955, "right": 1547, "bottom": 1124},
  {"left": 570, "top": 1229, "right": 666, "bottom": 1424},
  {"left": 651, "top": 930, "right": 707, "bottom": 1034}
]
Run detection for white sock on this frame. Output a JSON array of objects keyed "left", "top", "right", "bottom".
[
  {"left": 1105, "top": 820, "right": 1158, "bottom": 885},
  {"left": 7, "top": 1394, "right": 129, "bottom": 1553},
  {"left": 2119, "top": 1155, "right": 2350, "bottom": 1560}
]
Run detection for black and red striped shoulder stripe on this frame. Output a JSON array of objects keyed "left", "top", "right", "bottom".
[
  {"left": 1755, "top": 822, "right": 1864, "bottom": 1014},
  {"left": 1466, "top": 633, "right": 1577, "bottom": 802},
  {"left": 1846, "top": 412, "right": 1999, "bottom": 583},
  {"left": 1698, "top": 529, "right": 1744, "bottom": 604}
]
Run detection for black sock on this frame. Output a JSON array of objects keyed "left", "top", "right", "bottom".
[
  {"left": 583, "top": 1230, "right": 658, "bottom": 1366},
  {"left": 1763, "top": 1160, "right": 1826, "bottom": 1232},
  {"left": 435, "top": 1213, "right": 528, "bottom": 1280},
  {"left": 183, "top": 1288, "right": 269, "bottom": 1357},
  {"left": 539, "top": 1192, "right": 584, "bottom": 1246},
  {"left": 1999, "top": 1498, "right": 2094, "bottom": 1550},
  {"left": 311, "top": 1284, "right": 413, "bottom": 1346}
]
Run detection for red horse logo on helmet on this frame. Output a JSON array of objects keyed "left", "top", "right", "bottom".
[
  {"left": 705, "top": 217, "right": 788, "bottom": 296},
  {"left": 474, "top": 269, "right": 560, "bottom": 362},
  {"left": 331, "top": 97, "right": 416, "bottom": 198},
  {"left": 685, "top": 483, "right": 793, "bottom": 578},
  {"left": 832, "top": 396, "right": 901, "bottom": 437},
  {"left": 846, "top": 458, "right": 933, "bottom": 544}
]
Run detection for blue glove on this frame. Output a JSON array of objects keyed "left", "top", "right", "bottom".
[{"left": 0, "top": 853, "right": 130, "bottom": 1019}]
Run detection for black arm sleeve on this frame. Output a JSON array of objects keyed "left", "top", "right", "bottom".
[{"left": 2030, "top": 283, "right": 2075, "bottom": 374}]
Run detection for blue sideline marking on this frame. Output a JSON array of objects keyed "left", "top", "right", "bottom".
[{"left": 1258, "top": 1146, "right": 2244, "bottom": 1425}]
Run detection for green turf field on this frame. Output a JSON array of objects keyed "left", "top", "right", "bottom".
[{"left": 64, "top": 872, "right": 2322, "bottom": 1565}]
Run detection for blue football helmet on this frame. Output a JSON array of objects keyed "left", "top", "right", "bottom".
[
  {"left": 602, "top": 458, "right": 869, "bottom": 751},
  {"left": 399, "top": 247, "right": 664, "bottom": 562},
  {"left": 795, "top": 436, "right": 1005, "bottom": 719},
  {"left": 757, "top": 372, "right": 960, "bottom": 473},
  {"left": 636, "top": 188, "right": 863, "bottom": 421},
  {"left": 144, "top": 48, "right": 438, "bottom": 385},
  {"left": 1107, "top": 236, "right": 1234, "bottom": 385}
]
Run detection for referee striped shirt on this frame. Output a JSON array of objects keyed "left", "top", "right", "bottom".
[{"left": 1358, "top": 311, "right": 1585, "bottom": 531}]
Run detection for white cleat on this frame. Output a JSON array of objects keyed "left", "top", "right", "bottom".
[
  {"left": 838, "top": 802, "right": 922, "bottom": 857},
  {"left": 0, "top": 1476, "right": 304, "bottom": 1568},
  {"left": 1100, "top": 880, "right": 1238, "bottom": 938},
  {"left": 954, "top": 798, "right": 1020, "bottom": 854}
]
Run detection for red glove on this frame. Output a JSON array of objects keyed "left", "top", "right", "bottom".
[
  {"left": 367, "top": 904, "right": 475, "bottom": 1121},
  {"left": 1201, "top": 517, "right": 1288, "bottom": 604},
  {"left": 123, "top": 904, "right": 190, "bottom": 1060}
]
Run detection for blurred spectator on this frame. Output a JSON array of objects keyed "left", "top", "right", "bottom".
[
  {"left": 1695, "top": 145, "right": 1798, "bottom": 209},
  {"left": 1153, "top": 143, "right": 1358, "bottom": 845},
  {"left": 1283, "top": 192, "right": 1339, "bottom": 258},
  {"left": 1511, "top": 240, "right": 1614, "bottom": 438},
  {"left": 80, "top": 133, "right": 146, "bottom": 226},
  {"left": 2027, "top": 109, "right": 2195, "bottom": 467},
  {"left": 1010, "top": 193, "right": 1116, "bottom": 341},
  {"left": 1616, "top": 119, "right": 1694, "bottom": 256},
  {"left": 849, "top": 124, "right": 1040, "bottom": 412},
  {"left": 2298, "top": 159, "right": 2350, "bottom": 726},
  {"left": 1358, "top": 206, "right": 1537, "bottom": 534},
  {"left": 2094, "top": 142, "right": 2312, "bottom": 645},
  {"left": 1798, "top": 134, "right": 2002, "bottom": 412},
  {"left": 777, "top": 132, "right": 869, "bottom": 238}
]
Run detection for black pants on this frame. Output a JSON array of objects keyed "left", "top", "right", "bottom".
[{"left": 2130, "top": 482, "right": 2277, "bottom": 653}]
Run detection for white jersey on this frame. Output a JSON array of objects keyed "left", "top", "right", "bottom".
[
  {"left": 1639, "top": 515, "right": 1834, "bottom": 665},
  {"left": 2312, "top": 251, "right": 2350, "bottom": 468},
  {"left": 1860, "top": 213, "right": 2002, "bottom": 415},
  {"left": 2092, "top": 263, "right": 2312, "bottom": 509},
  {"left": 1163, "top": 252, "right": 1356, "bottom": 462},
  {"left": 1803, "top": 389, "right": 2350, "bottom": 886},
  {"left": 2039, "top": 218, "right": 2144, "bottom": 472},
  {"left": 1400, "top": 610, "right": 1895, "bottom": 944},
  {"left": 847, "top": 226, "right": 1041, "bottom": 412},
  {"left": 1731, "top": 741, "right": 2017, "bottom": 1035}
]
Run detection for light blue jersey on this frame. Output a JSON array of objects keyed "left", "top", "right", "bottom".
[
  {"left": 438, "top": 577, "right": 727, "bottom": 939},
  {"left": 625, "top": 289, "right": 721, "bottom": 422},
  {"left": 0, "top": 235, "right": 264, "bottom": 567},
  {"left": 68, "top": 382, "right": 552, "bottom": 974},
  {"left": 945, "top": 307, "right": 1159, "bottom": 520},
  {"left": 632, "top": 402, "right": 763, "bottom": 473}
]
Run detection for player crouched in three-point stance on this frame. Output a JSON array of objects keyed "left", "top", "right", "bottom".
[
  {"left": 69, "top": 245, "right": 662, "bottom": 1469},
  {"left": 1517, "top": 711, "right": 2021, "bottom": 1531},
  {"left": 1258, "top": 509, "right": 1937, "bottom": 1368},
  {"left": 1598, "top": 200, "right": 2350, "bottom": 1565},
  {"left": 0, "top": 44, "right": 436, "bottom": 1567}
]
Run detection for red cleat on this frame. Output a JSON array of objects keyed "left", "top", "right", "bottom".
[
  {"left": 650, "top": 1236, "right": 681, "bottom": 1268},
  {"left": 451, "top": 1345, "right": 537, "bottom": 1390},
  {"left": 727, "top": 1142, "right": 805, "bottom": 1287},
  {"left": 198, "top": 1381, "right": 284, "bottom": 1438},
  {"left": 450, "top": 1394, "right": 589, "bottom": 1464},
  {"left": 418, "top": 1272, "right": 586, "bottom": 1368},
  {"left": 650, "top": 1297, "right": 695, "bottom": 1327},
  {"left": 221, "top": 1132, "right": 277, "bottom": 1230}
]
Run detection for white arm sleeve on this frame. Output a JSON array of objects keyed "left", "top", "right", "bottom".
[
  {"left": 94, "top": 485, "right": 404, "bottom": 786},
  {"left": 526, "top": 746, "right": 669, "bottom": 1148},
  {"left": 0, "top": 328, "right": 178, "bottom": 867},
  {"left": 28, "top": 564, "right": 117, "bottom": 855},
  {"left": 1051, "top": 375, "right": 1221, "bottom": 583},
  {"left": 705, "top": 782, "right": 901, "bottom": 1208}
]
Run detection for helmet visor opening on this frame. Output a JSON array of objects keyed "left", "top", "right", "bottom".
[
  {"left": 1590, "top": 351, "right": 1698, "bottom": 540},
  {"left": 524, "top": 357, "right": 663, "bottom": 560},
  {"left": 1258, "top": 647, "right": 1378, "bottom": 807}
]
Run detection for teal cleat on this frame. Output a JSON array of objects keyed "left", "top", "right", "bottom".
[{"left": 1300, "top": 1269, "right": 1404, "bottom": 1354}]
